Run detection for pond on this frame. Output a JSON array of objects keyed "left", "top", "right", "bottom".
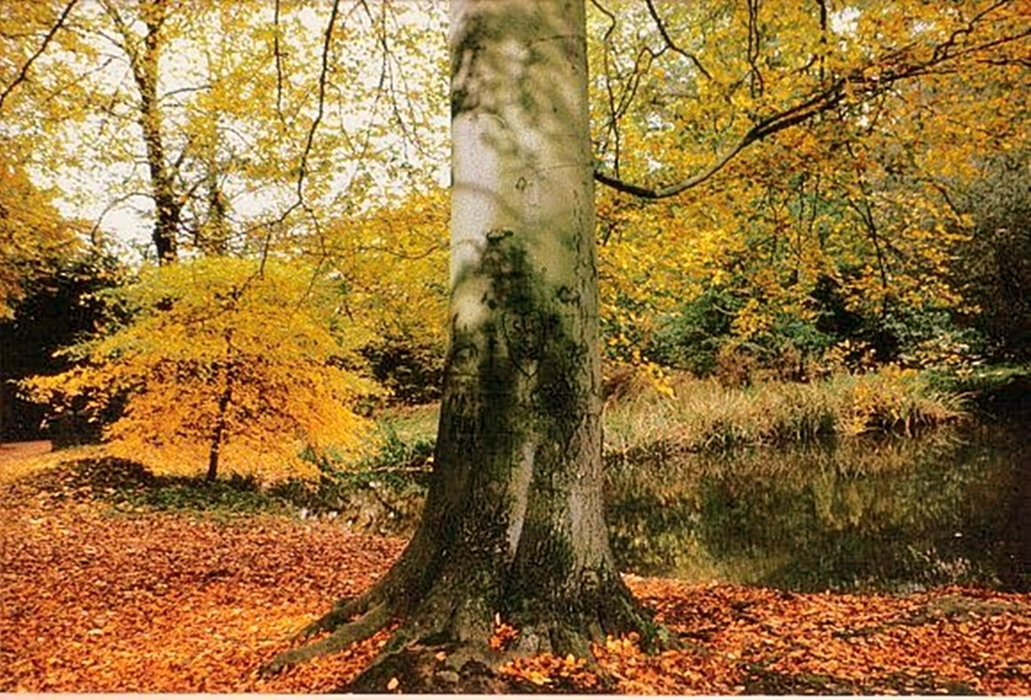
[{"left": 604, "top": 420, "right": 1030, "bottom": 593}]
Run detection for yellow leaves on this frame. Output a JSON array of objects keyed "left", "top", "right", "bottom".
[
  {"left": 604, "top": 632, "right": 642, "bottom": 655},
  {"left": 22, "top": 256, "right": 382, "bottom": 480},
  {"left": 730, "top": 298, "right": 770, "bottom": 340},
  {"left": 323, "top": 188, "right": 449, "bottom": 349},
  {"left": 0, "top": 156, "right": 81, "bottom": 318},
  {"left": 586, "top": 0, "right": 1025, "bottom": 371}
]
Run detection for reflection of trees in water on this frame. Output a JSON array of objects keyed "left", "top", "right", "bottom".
[{"left": 604, "top": 425, "right": 1029, "bottom": 591}]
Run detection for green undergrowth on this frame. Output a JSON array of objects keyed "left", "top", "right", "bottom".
[
  {"left": 23, "top": 449, "right": 429, "bottom": 533},
  {"left": 20, "top": 367, "right": 985, "bottom": 532},
  {"left": 25, "top": 457, "right": 289, "bottom": 518}
]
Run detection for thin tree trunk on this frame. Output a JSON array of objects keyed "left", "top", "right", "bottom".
[
  {"left": 104, "top": 0, "right": 180, "bottom": 264},
  {"left": 206, "top": 367, "right": 232, "bottom": 481},
  {"left": 206, "top": 330, "right": 235, "bottom": 481}
]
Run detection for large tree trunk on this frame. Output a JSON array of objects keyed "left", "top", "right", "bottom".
[{"left": 265, "top": 0, "right": 649, "bottom": 690}]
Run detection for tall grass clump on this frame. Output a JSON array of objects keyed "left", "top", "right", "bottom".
[
  {"left": 827, "top": 366, "right": 966, "bottom": 437},
  {"left": 604, "top": 365, "right": 966, "bottom": 459}
]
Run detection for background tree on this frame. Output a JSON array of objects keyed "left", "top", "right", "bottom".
[
  {"left": 7, "top": 0, "right": 449, "bottom": 451},
  {"left": 0, "top": 249, "right": 124, "bottom": 444},
  {"left": 3, "top": 0, "right": 448, "bottom": 264},
  {"left": 0, "top": 158, "right": 81, "bottom": 319},
  {"left": 0, "top": 153, "right": 88, "bottom": 443},
  {"left": 22, "top": 257, "right": 379, "bottom": 481},
  {"left": 325, "top": 188, "right": 450, "bottom": 403},
  {"left": 956, "top": 152, "right": 1031, "bottom": 362},
  {"left": 588, "top": 0, "right": 1028, "bottom": 376}
]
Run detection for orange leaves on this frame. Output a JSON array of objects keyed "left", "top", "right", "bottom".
[
  {"left": 488, "top": 616, "right": 518, "bottom": 651},
  {"left": 499, "top": 652, "right": 598, "bottom": 690},
  {"left": 630, "top": 579, "right": 1031, "bottom": 695},
  {"left": 494, "top": 579, "right": 1031, "bottom": 695},
  {"left": 3, "top": 471, "right": 1030, "bottom": 695},
  {"left": 591, "top": 629, "right": 745, "bottom": 695},
  {"left": 0, "top": 482, "right": 403, "bottom": 693}
]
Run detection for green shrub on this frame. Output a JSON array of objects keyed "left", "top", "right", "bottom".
[
  {"left": 649, "top": 287, "right": 739, "bottom": 376},
  {"left": 955, "top": 152, "right": 1031, "bottom": 361},
  {"left": 362, "top": 336, "right": 444, "bottom": 404}
]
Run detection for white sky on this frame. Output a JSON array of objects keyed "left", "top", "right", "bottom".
[{"left": 31, "top": 0, "right": 450, "bottom": 262}]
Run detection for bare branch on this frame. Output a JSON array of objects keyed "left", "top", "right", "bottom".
[
  {"left": 745, "top": 0, "right": 764, "bottom": 96},
  {"left": 592, "top": 1, "right": 661, "bottom": 178},
  {"left": 294, "top": 0, "right": 341, "bottom": 202},
  {"left": 595, "top": 134, "right": 750, "bottom": 198},
  {"left": 254, "top": 0, "right": 344, "bottom": 274},
  {"left": 0, "top": 0, "right": 81, "bottom": 112},
  {"left": 643, "top": 0, "right": 712, "bottom": 81},
  {"left": 273, "top": 0, "right": 287, "bottom": 131}
]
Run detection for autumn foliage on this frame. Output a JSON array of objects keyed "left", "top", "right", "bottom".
[
  {"left": 0, "top": 157, "right": 81, "bottom": 319},
  {"left": 2, "top": 0, "right": 1029, "bottom": 693},
  {"left": 21, "top": 258, "right": 379, "bottom": 480},
  {"left": 2, "top": 458, "right": 1029, "bottom": 695}
]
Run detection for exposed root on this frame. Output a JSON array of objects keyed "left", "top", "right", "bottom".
[
  {"left": 339, "top": 576, "right": 660, "bottom": 693},
  {"left": 291, "top": 547, "right": 424, "bottom": 643},
  {"left": 339, "top": 616, "right": 625, "bottom": 694},
  {"left": 341, "top": 643, "right": 513, "bottom": 694},
  {"left": 292, "top": 593, "right": 370, "bottom": 642},
  {"left": 292, "top": 598, "right": 350, "bottom": 642},
  {"left": 261, "top": 602, "right": 393, "bottom": 676}
]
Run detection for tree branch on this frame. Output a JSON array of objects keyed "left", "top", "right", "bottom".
[
  {"left": 295, "top": 0, "right": 341, "bottom": 201},
  {"left": 273, "top": 0, "right": 287, "bottom": 131},
  {"left": 595, "top": 5, "right": 1029, "bottom": 200},
  {"left": 643, "top": 0, "right": 713, "bottom": 81},
  {"left": 0, "top": 0, "right": 81, "bottom": 112}
]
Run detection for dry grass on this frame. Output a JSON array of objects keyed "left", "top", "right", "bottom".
[
  {"left": 604, "top": 366, "right": 965, "bottom": 458},
  {"left": 2, "top": 368, "right": 964, "bottom": 485}
]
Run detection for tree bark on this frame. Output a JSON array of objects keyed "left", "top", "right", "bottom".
[
  {"left": 135, "top": 2, "right": 179, "bottom": 265},
  {"left": 267, "top": 0, "right": 650, "bottom": 691},
  {"left": 104, "top": 0, "right": 180, "bottom": 264}
]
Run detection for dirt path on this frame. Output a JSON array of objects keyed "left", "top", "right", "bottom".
[
  {"left": 0, "top": 440, "right": 52, "bottom": 466},
  {"left": 0, "top": 440, "right": 54, "bottom": 484}
]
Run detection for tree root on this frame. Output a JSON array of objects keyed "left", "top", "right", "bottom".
[
  {"left": 292, "top": 594, "right": 366, "bottom": 642},
  {"left": 261, "top": 601, "right": 393, "bottom": 676}
]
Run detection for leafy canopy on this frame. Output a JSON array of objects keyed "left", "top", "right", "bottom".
[
  {"left": 587, "top": 0, "right": 1028, "bottom": 372},
  {"left": 0, "top": 157, "right": 81, "bottom": 319},
  {"left": 23, "top": 256, "right": 380, "bottom": 480}
]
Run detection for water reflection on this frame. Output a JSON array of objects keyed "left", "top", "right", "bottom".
[{"left": 604, "top": 423, "right": 1030, "bottom": 592}]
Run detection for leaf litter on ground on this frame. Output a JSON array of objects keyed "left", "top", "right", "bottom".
[{"left": 1, "top": 459, "right": 1029, "bottom": 694}]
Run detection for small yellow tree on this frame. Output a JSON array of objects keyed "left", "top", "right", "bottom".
[{"left": 24, "top": 256, "right": 380, "bottom": 481}]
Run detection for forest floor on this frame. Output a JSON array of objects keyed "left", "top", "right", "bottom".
[{"left": 2, "top": 453, "right": 1030, "bottom": 695}]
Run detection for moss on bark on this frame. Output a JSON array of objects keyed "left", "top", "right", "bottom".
[{"left": 263, "top": 1, "right": 658, "bottom": 690}]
